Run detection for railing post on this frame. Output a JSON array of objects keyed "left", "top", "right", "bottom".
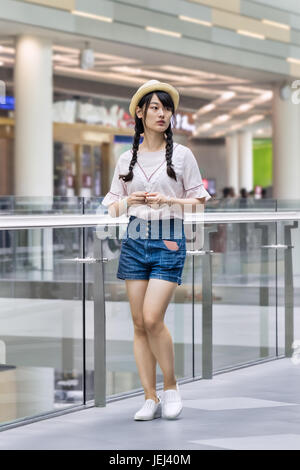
[
  {"left": 187, "top": 222, "right": 217, "bottom": 380},
  {"left": 284, "top": 221, "right": 298, "bottom": 357},
  {"left": 259, "top": 220, "right": 298, "bottom": 359},
  {"left": 93, "top": 231, "right": 106, "bottom": 407},
  {"left": 202, "top": 223, "right": 218, "bottom": 379},
  {"left": 202, "top": 247, "right": 214, "bottom": 379},
  {"left": 255, "top": 222, "right": 273, "bottom": 358}
]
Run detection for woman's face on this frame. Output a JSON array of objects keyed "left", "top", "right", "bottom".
[{"left": 136, "top": 93, "right": 173, "bottom": 133}]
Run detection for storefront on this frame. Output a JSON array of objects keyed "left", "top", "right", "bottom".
[{"left": 0, "top": 92, "right": 196, "bottom": 197}]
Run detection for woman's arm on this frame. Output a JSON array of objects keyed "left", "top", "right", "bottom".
[
  {"left": 146, "top": 192, "right": 206, "bottom": 209},
  {"left": 107, "top": 191, "right": 148, "bottom": 217},
  {"left": 167, "top": 196, "right": 206, "bottom": 207},
  {"left": 108, "top": 198, "right": 128, "bottom": 218}
]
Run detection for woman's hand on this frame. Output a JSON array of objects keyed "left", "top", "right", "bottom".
[
  {"left": 145, "top": 192, "right": 170, "bottom": 206},
  {"left": 127, "top": 191, "right": 148, "bottom": 206}
]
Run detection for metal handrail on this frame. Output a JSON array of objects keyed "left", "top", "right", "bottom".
[{"left": 0, "top": 211, "right": 300, "bottom": 229}]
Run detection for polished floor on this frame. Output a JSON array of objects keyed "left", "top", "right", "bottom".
[{"left": 1, "top": 358, "right": 300, "bottom": 450}]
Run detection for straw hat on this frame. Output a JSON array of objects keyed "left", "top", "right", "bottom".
[{"left": 129, "top": 79, "right": 180, "bottom": 118}]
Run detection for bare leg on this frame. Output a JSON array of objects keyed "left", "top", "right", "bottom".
[
  {"left": 142, "top": 278, "right": 178, "bottom": 391},
  {"left": 125, "top": 279, "right": 159, "bottom": 403}
]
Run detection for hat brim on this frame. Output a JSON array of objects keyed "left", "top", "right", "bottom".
[{"left": 129, "top": 82, "right": 179, "bottom": 118}]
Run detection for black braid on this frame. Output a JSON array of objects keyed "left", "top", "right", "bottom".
[
  {"left": 119, "top": 119, "right": 143, "bottom": 182},
  {"left": 165, "top": 125, "right": 177, "bottom": 181}
]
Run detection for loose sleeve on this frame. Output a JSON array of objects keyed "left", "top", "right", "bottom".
[
  {"left": 101, "top": 159, "right": 127, "bottom": 207},
  {"left": 182, "top": 148, "right": 211, "bottom": 202}
]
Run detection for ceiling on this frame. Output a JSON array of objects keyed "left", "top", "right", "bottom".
[{"left": 0, "top": 18, "right": 281, "bottom": 139}]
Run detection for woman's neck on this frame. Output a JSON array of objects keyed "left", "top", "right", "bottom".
[{"left": 139, "top": 135, "right": 166, "bottom": 153}]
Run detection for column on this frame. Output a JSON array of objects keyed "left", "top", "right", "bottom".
[
  {"left": 14, "top": 36, "right": 54, "bottom": 274},
  {"left": 238, "top": 130, "right": 253, "bottom": 193},
  {"left": 14, "top": 35, "right": 53, "bottom": 197},
  {"left": 272, "top": 83, "right": 300, "bottom": 279},
  {"left": 272, "top": 83, "right": 300, "bottom": 200},
  {"left": 225, "top": 133, "right": 239, "bottom": 194}
]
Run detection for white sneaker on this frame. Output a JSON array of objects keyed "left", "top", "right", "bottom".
[
  {"left": 162, "top": 383, "right": 183, "bottom": 419},
  {"left": 134, "top": 396, "right": 162, "bottom": 421}
]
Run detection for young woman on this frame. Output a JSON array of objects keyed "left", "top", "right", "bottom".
[{"left": 102, "top": 80, "right": 211, "bottom": 421}]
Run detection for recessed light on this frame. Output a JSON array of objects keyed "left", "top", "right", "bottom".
[
  {"left": 236, "top": 103, "right": 253, "bottom": 112},
  {"left": 247, "top": 114, "right": 264, "bottom": 124},
  {"left": 214, "top": 114, "right": 230, "bottom": 123},
  {"left": 200, "top": 122, "right": 212, "bottom": 129},
  {"left": 287, "top": 57, "right": 300, "bottom": 65},
  {"left": 72, "top": 10, "right": 113, "bottom": 22},
  {"left": 262, "top": 19, "right": 290, "bottom": 30},
  {"left": 197, "top": 103, "right": 216, "bottom": 115},
  {"left": 237, "top": 29, "right": 265, "bottom": 40},
  {"left": 145, "top": 26, "right": 182, "bottom": 38},
  {"left": 178, "top": 15, "right": 212, "bottom": 27}
]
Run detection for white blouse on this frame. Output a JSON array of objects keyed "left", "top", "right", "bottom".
[{"left": 101, "top": 142, "right": 211, "bottom": 220}]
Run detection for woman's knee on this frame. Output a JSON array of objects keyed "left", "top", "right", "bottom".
[
  {"left": 143, "top": 314, "right": 164, "bottom": 334},
  {"left": 133, "top": 321, "right": 147, "bottom": 335}
]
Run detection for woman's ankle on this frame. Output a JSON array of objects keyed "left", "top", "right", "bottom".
[
  {"left": 145, "top": 394, "right": 159, "bottom": 403},
  {"left": 163, "top": 381, "right": 177, "bottom": 391}
]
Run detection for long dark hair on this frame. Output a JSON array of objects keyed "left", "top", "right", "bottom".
[{"left": 119, "top": 90, "right": 177, "bottom": 182}]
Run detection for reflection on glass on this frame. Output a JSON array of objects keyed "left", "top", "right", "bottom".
[
  {"left": 0, "top": 227, "right": 84, "bottom": 426},
  {"left": 0, "top": 196, "right": 299, "bottom": 428},
  {"left": 210, "top": 221, "right": 278, "bottom": 371}
]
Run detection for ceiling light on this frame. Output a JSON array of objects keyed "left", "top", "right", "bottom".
[
  {"left": 0, "top": 46, "right": 14, "bottom": 54},
  {"left": 161, "top": 65, "right": 217, "bottom": 79},
  {"left": 247, "top": 114, "right": 264, "bottom": 124},
  {"left": 234, "top": 103, "right": 253, "bottom": 113},
  {"left": 230, "top": 123, "right": 244, "bottom": 130},
  {"left": 200, "top": 123, "right": 212, "bottom": 130},
  {"left": 53, "top": 65, "right": 145, "bottom": 85},
  {"left": 53, "top": 45, "right": 79, "bottom": 54},
  {"left": 0, "top": 57, "right": 14, "bottom": 64},
  {"left": 0, "top": 61, "right": 3, "bottom": 66},
  {"left": 212, "top": 131, "right": 225, "bottom": 138},
  {"left": 214, "top": 114, "right": 230, "bottom": 123},
  {"left": 109, "top": 66, "right": 193, "bottom": 82},
  {"left": 287, "top": 57, "right": 300, "bottom": 65},
  {"left": 197, "top": 103, "right": 216, "bottom": 114},
  {"left": 178, "top": 15, "right": 212, "bottom": 27},
  {"left": 237, "top": 30, "right": 265, "bottom": 40},
  {"left": 110, "top": 66, "right": 143, "bottom": 74},
  {"left": 215, "top": 91, "right": 236, "bottom": 104},
  {"left": 221, "top": 91, "right": 235, "bottom": 100},
  {"left": 262, "top": 19, "right": 290, "bottom": 30},
  {"left": 72, "top": 10, "right": 113, "bottom": 22},
  {"left": 229, "top": 86, "right": 268, "bottom": 94},
  {"left": 53, "top": 55, "right": 79, "bottom": 65},
  {"left": 145, "top": 26, "right": 182, "bottom": 37},
  {"left": 177, "top": 86, "right": 221, "bottom": 96},
  {"left": 252, "top": 91, "right": 273, "bottom": 104}
]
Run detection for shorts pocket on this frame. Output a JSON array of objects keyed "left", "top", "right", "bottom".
[{"left": 160, "top": 237, "right": 186, "bottom": 267}]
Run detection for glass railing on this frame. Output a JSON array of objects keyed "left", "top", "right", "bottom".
[{"left": 0, "top": 196, "right": 299, "bottom": 429}]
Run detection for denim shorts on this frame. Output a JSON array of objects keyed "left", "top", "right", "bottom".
[{"left": 117, "top": 216, "right": 186, "bottom": 285}]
